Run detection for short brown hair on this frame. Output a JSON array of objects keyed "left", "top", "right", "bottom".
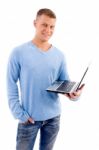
[{"left": 36, "top": 8, "right": 56, "bottom": 19}]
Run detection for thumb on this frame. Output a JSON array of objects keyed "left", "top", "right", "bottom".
[
  {"left": 79, "top": 84, "right": 85, "bottom": 90},
  {"left": 28, "top": 117, "right": 35, "bottom": 124}
]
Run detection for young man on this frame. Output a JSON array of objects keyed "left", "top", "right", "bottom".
[{"left": 7, "top": 8, "right": 85, "bottom": 150}]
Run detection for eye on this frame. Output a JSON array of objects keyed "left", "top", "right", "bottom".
[
  {"left": 50, "top": 26, "right": 54, "bottom": 29},
  {"left": 42, "top": 23, "right": 48, "bottom": 27}
]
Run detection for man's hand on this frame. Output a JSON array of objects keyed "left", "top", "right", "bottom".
[
  {"left": 22, "top": 117, "right": 35, "bottom": 125},
  {"left": 64, "top": 84, "right": 85, "bottom": 100},
  {"left": 28, "top": 117, "right": 35, "bottom": 124}
]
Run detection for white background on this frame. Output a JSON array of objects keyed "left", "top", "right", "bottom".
[{"left": 0, "top": 0, "right": 99, "bottom": 150}]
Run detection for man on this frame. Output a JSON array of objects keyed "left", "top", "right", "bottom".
[{"left": 7, "top": 8, "right": 85, "bottom": 150}]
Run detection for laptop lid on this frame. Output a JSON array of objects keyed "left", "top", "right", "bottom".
[{"left": 46, "top": 62, "right": 91, "bottom": 93}]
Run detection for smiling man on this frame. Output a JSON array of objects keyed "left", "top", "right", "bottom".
[{"left": 7, "top": 8, "right": 84, "bottom": 150}]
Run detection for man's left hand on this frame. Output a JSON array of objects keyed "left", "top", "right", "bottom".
[{"left": 64, "top": 84, "right": 85, "bottom": 100}]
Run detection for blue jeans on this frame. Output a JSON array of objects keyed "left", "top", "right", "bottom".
[{"left": 16, "top": 115, "right": 60, "bottom": 150}]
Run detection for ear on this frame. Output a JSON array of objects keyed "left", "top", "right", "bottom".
[{"left": 33, "top": 20, "right": 36, "bottom": 27}]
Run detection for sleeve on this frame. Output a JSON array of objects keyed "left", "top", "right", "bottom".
[
  {"left": 6, "top": 50, "right": 30, "bottom": 123},
  {"left": 58, "top": 55, "right": 70, "bottom": 81},
  {"left": 59, "top": 54, "right": 81, "bottom": 101}
]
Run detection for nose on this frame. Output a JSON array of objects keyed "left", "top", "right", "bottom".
[{"left": 46, "top": 26, "right": 51, "bottom": 33}]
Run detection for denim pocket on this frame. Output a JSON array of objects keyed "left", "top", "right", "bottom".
[
  {"left": 17, "top": 122, "right": 38, "bottom": 141},
  {"left": 46, "top": 115, "right": 61, "bottom": 131},
  {"left": 20, "top": 120, "right": 32, "bottom": 126}
]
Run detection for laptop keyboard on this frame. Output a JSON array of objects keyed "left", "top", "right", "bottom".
[
  {"left": 57, "top": 81, "right": 76, "bottom": 92},
  {"left": 49, "top": 81, "right": 64, "bottom": 90}
]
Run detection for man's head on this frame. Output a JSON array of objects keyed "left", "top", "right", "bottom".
[
  {"left": 36, "top": 8, "right": 56, "bottom": 19},
  {"left": 33, "top": 8, "right": 56, "bottom": 42}
]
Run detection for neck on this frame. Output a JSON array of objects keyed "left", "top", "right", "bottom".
[{"left": 32, "top": 38, "right": 51, "bottom": 51}]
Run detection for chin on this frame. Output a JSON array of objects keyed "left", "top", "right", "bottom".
[
  {"left": 44, "top": 36, "right": 51, "bottom": 41},
  {"left": 40, "top": 35, "right": 51, "bottom": 42},
  {"left": 41, "top": 38, "right": 50, "bottom": 42}
]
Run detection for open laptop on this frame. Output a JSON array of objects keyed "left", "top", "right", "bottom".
[{"left": 46, "top": 63, "right": 90, "bottom": 94}]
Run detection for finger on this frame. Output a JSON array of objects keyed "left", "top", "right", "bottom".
[
  {"left": 80, "top": 83, "right": 85, "bottom": 89},
  {"left": 64, "top": 93, "right": 74, "bottom": 99},
  {"left": 74, "top": 88, "right": 83, "bottom": 96},
  {"left": 64, "top": 94, "right": 71, "bottom": 98},
  {"left": 69, "top": 93, "right": 77, "bottom": 99},
  {"left": 78, "top": 84, "right": 85, "bottom": 90},
  {"left": 28, "top": 118, "right": 35, "bottom": 124}
]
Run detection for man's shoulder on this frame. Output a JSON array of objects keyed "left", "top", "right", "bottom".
[
  {"left": 9, "top": 41, "right": 30, "bottom": 60},
  {"left": 11, "top": 41, "right": 30, "bottom": 54},
  {"left": 14, "top": 41, "right": 30, "bottom": 51}
]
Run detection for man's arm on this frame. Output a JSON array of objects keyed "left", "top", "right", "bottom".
[
  {"left": 58, "top": 55, "right": 70, "bottom": 81},
  {"left": 58, "top": 55, "right": 85, "bottom": 100},
  {"left": 7, "top": 50, "right": 30, "bottom": 123}
]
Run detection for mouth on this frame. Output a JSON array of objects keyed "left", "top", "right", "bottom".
[
  {"left": 42, "top": 32, "right": 52, "bottom": 36},
  {"left": 42, "top": 33, "right": 52, "bottom": 38}
]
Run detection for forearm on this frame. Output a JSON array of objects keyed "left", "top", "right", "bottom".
[
  {"left": 7, "top": 50, "right": 30, "bottom": 122},
  {"left": 8, "top": 85, "right": 30, "bottom": 122}
]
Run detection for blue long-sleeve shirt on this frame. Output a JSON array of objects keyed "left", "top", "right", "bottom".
[{"left": 7, "top": 41, "right": 69, "bottom": 122}]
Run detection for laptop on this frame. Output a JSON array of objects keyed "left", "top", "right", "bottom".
[{"left": 46, "top": 64, "right": 90, "bottom": 94}]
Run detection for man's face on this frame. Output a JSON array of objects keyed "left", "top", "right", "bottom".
[{"left": 34, "top": 14, "right": 56, "bottom": 42}]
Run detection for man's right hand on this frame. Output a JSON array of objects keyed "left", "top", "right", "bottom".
[
  {"left": 22, "top": 117, "right": 35, "bottom": 124},
  {"left": 28, "top": 117, "right": 35, "bottom": 124}
]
